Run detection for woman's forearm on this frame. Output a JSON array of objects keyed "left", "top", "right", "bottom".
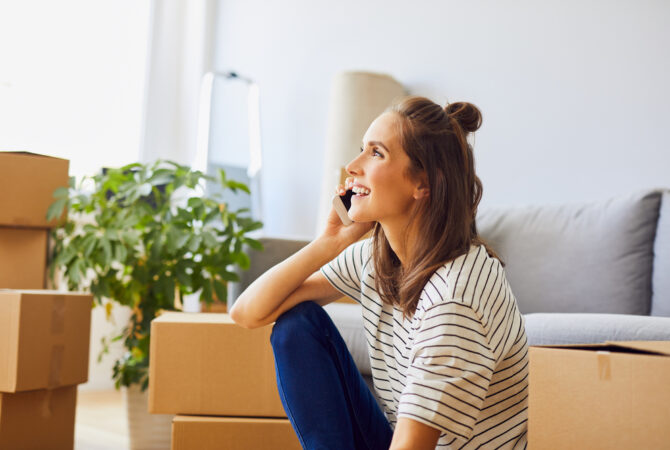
[{"left": 229, "top": 236, "right": 345, "bottom": 327}]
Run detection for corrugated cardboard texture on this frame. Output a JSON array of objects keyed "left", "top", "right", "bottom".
[
  {"left": 149, "top": 312, "right": 286, "bottom": 416},
  {"left": 0, "top": 227, "right": 48, "bottom": 289},
  {"left": 172, "top": 415, "right": 301, "bottom": 450},
  {"left": 0, "top": 290, "right": 93, "bottom": 392},
  {"left": 0, "top": 151, "right": 69, "bottom": 228},
  {"left": 529, "top": 341, "right": 670, "bottom": 449},
  {"left": 0, "top": 385, "right": 77, "bottom": 450}
]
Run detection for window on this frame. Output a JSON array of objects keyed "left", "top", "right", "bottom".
[{"left": 0, "top": 1, "right": 151, "bottom": 179}]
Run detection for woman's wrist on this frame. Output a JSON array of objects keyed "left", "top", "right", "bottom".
[{"left": 311, "top": 234, "right": 349, "bottom": 262}]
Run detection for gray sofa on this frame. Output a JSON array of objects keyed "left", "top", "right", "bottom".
[{"left": 231, "top": 188, "right": 670, "bottom": 402}]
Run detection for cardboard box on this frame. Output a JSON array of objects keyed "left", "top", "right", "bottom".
[
  {"left": 0, "top": 385, "right": 77, "bottom": 450},
  {"left": 0, "top": 227, "right": 48, "bottom": 289},
  {"left": 0, "top": 290, "right": 93, "bottom": 392},
  {"left": 529, "top": 341, "right": 670, "bottom": 449},
  {"left": 149, "top": 312, "right": 285, "bottom": 416},
  {"left": 172, "top": 415, "right": 301, "bottom": 450},
  {"left": 0, "top": 151, "right": 69, "bottom": 228}
]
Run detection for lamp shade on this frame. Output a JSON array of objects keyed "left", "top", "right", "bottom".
[{"left": 316, "top": 71, "right": 405, "bottom": 233}]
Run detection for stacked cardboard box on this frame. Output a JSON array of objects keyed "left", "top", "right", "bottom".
[
  {"left": 0, "top": 151, "right": 69, "bottom": 288},
  {"left": 0, "top": 151, "right": 93, "bottom": 449},
  {"left": 149, "top": 312, "right": 301, "bottom": 450},
  {"left": 529, "top": 341, "right": 670, "bottom": 449},
  {"left": 0, "top": 290, "right": 93, "bottom": 449}
]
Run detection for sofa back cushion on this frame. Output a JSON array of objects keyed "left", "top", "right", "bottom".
[
  {"left": 651, "top": 190, "right": 670, "bottom": 316},
  {"left": 229, "top": 237, "right": 309, "bottom": 305},
  {"left": 476, "top": 189, "right": 663, "bottom": 315}
]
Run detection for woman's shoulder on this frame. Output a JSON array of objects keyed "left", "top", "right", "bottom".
[{"left": 426, "top": 243, "right": 502, "bottom": 301}]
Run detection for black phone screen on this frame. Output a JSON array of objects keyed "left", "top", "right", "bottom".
[{"left": 341, "top": 189, "right": 354, "bottom": 211}]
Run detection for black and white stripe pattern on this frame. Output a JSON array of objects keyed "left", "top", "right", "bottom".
[{"left": 321, "top": 239, "right": 528, "bottom": 450}]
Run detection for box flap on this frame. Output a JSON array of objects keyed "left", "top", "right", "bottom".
[
  {"left": 174, "top": 415, "right": 289, "bottom": 425},
  {"left": 532, "top": 341, "right": 670, "bottom": 356},
  {"left": 605, "top": 340, "right": 670, "bottom": 356},
  {"left": 0, "top": 289, "right": 90, "bottom": 296},
  {"left": 153, "top": 311, "right": 235, "bottom": 324},
  {"left": 0, "top": 151, "right": 67, "bottom": 161}
]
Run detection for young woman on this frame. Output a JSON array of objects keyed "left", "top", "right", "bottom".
[{"left": 230, "top": 96, "right": 528, "bottom": 450}]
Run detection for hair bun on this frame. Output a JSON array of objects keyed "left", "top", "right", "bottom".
[{"left": 445, "top": 102, "right": 482, "bottom": 133}]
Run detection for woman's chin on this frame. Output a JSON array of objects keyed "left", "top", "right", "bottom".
[{"left": 348, "top": 208, "right": 372, "bottom": 224}]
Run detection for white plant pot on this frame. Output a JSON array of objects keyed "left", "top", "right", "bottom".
[{"left": 124, "top": 384, "right": 173, "bottom": 450}]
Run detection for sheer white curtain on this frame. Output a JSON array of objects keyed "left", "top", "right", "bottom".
[
  {"left": 0, "top": 0, "right": 151, "bottom": 179},
  {"left": 140, "top": 0, "right": 217, "bottom": 166}
]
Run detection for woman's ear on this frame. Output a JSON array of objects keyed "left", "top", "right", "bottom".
[
  {"left": 413, "top": 174, "right": 430, "bottom": 200},
  {"left": 413, "top": 186, "right": 430, "bottom": 200}
]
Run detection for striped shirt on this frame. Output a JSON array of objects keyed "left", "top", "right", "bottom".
[{"left": 321, "top": 238, "right": 528, "bottom": 449}]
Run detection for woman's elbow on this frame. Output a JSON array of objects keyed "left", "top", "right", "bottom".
[{"left": 229, "top": 302, "right": 259, "bottom": 329}]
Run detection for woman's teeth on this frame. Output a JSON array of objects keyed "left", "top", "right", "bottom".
[{"left": 352, "top": 186, "right": 370, "bottom": 196}]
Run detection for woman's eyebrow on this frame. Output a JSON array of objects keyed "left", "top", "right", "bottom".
[{"left": 363, "top": 140, "right": 390, "bottom": 152}]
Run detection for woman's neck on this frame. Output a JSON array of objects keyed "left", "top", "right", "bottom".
[{"left": 380, "top": 218, "right": 418, "bottom": 267}]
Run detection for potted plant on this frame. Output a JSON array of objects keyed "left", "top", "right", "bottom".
[{"left": 47, "top": 160, "right": 262, "bottom": 449}]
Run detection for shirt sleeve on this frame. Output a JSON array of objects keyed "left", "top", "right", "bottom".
[
  {"left": 320, "top": 238, "right": 370, "bottom": 303},
  {"left": 398, "top": 300, "right": 495, "bottom": 442}
]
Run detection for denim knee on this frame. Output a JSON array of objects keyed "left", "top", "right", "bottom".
[{"left": 270, "top": 301, "right": 327, "bottom": 349}]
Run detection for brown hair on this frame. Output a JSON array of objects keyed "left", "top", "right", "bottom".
[{"left": 372, "top": 96, "right": 503, "bottom": 320}]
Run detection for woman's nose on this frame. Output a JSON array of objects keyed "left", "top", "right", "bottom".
[{"left": 345, "top": 153, "right": 363, "bottom": 176}]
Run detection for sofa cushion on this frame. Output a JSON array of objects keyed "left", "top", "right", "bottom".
[
  {"left": 652, "top": 190, "right": 670, "bottom": 316},
  {"left": 524, "top": 313, "right": 670, "bottom": 346},
  {"left": 323, "top": 302, "right": 371, "bottom": 376},
  {"left": 477, "top": 189, "right": 663, "bottom": 315}
]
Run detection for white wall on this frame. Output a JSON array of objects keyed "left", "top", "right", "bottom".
[{"left": 213, "top": 0, "right": 670, "bottom": 239}]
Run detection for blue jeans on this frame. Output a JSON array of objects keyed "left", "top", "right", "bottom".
[{"left": 270, "top": 301, "right": 394, "bottom": 450}]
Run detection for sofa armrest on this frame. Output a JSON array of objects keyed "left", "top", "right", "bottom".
[{"left": 229, "top": 237, "right": 310, "bottom": 306}]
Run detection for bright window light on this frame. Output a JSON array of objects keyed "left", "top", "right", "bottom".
[{"left": 0, "top": 0, "right": 151, "bottom": 179}]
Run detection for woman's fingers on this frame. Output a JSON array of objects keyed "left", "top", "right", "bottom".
[{"left": 334, "top": 184, "right": 345, "bottom": 195}]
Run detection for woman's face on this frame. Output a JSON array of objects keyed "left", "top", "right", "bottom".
[{"left": 345, "top": 112, "right": 423, "bottom": 227}]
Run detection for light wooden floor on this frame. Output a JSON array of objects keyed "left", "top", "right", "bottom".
[{"left": 75, "top": 390, "right": 130, "bottom": 450}]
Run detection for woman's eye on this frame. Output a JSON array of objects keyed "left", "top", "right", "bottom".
[{"left": 359, "top": 146, "right": 382, "bottom": 158}]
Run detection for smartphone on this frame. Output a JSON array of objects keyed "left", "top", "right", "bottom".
[{"left": 332, "top": 189, "right": 354, "bottom": 226}]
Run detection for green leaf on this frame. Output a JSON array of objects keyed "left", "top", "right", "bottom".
[
  {"left": 201, "top": 279, "right": 213, "bottom": 304},
  {"left": 46, "top": 198, "right": 67, "bottom": 222},
  {"left": 101, "top": 239, "right": 112, "bottom": 266},
  {"left": 175, "top": 265, "right": 192, "bottom": 289},
  {"left": 82, "top": 235, "right": 97, "bottom": 257},
  {"left": 166, "top": 227, "right": 190, "bottom": 254},
  {"left": 201, "top": 231, "right": 217, "bottom": 248},
  {"left": 114, "top": 243, "right": 128, "bottom": 263},
  {"left": 213, "top": 280, "right": 227, "bottom": 303},
  {"left": 243, "top": 221, "right": 263, "bottom": 232},
  {"left": 174, "top": 230, "right": 191, "bottom": 252},
  {"left": 243, "top": 237, "right": 264, "bottom": 251},
  {"left": 105, "top": 229, "right": 120, "bottom": 241},
  {"left": 53, "top": 186, "right": 69, "bottom": 199},
  {"left": 233, "top": 252, "right": 250, "bottom": 270},
  {"left": 226, "top": 180, "right": 250, "bottom": 194},
  {"left": 187, "top": 234, "right": 202, "bottom": 253},
  {"left": 217, "top": 270, "right": 239, "bottom": 282}
]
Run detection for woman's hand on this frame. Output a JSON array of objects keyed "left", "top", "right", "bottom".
[{"left": 319, "top": 177, "right": 375, "bottom": 250}]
